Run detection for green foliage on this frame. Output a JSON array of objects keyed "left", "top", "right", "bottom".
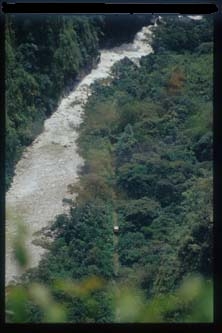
[
  {"left": 151, "top": 16, "right": 213, "bottom": 53},
  {"left": 177, "top": 176, "right": 213, "bottom": 277},
  {"left": 76, "top": 15, "right": 213, "bottom": 306},
  {"left": 115, "top": 276, "right": 213, "bottom": 323},
  {"left": 7, "top": 235, "right": 213, "bottom": 323},
  {"left": 120, "top": 197, "right": 160, "bottom": 228},
  {"left": 19, "top": 201, "right": 115, "bottom": 322}
]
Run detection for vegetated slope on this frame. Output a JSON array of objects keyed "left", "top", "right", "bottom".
[
  {"left": 88, "top": 17, "right": 213, "bottom": 321},
  {"left": 9, "top": 16, "right": 212, "bottom": 322},
  {"left": 113, "top": 16, "right": 213, "bottom": 298}
]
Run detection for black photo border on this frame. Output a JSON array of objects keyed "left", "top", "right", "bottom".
[{"left": 0, "top": 1, "right": 221, "bottom": 332}]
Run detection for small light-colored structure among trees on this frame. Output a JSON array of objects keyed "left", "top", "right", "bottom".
[{"left": 113, "top": 226, "right": 119, "bottom": 233}]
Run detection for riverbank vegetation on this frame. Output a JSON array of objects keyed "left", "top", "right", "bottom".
[
  {"left": 78, "top": 13, "right": 213, "bottom": 301},
  {"left": 6, "top": 15, "right": 213, "bottom": 322}
]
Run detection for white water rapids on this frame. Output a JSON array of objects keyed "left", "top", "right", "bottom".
[{"left": 6, "top": 24, "right": 154, "bottom": 285}]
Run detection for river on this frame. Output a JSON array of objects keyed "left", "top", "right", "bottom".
[{"left": 6, "top": 23, "right": 155, "bottom": 285}]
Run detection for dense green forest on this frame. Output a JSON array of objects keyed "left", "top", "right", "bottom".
[{"left": 6, "top": 15, "right": 213, "bottom": 322}]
